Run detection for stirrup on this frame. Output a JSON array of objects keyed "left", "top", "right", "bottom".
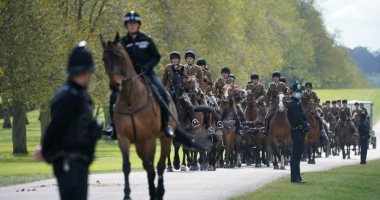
[
  {"left": 208, "top": 127, "right": 215, "bottom": 134},
  {"left": 164, "top": 126, "right": 175, "bottom": 138},
  {"left": 217, "top": 121, "right": 224, "bottom": 129},
  {"left": 192, "top": 119, "right": 200, "bottom": 128}
]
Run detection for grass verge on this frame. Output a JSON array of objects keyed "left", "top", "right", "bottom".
[{"left": 231, "top": 159, "right": 380, "bottom": 200}]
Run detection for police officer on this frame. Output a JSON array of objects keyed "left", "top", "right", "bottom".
[
  {"left": 40, "top": 42, "right": 102, "bottom": 199},
  {"left": 120, "top": 11, "right": 174, "bottom": 137},
  {"left": 287, "top": 82, "right": 310, "bottom": 184},
  {"left": 358, "top": 110, "right": 370, "bottom": 164}
]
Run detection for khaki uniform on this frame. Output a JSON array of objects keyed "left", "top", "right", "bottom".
[
  {"left": 301, "top": 90, "right": 318, "bottom": 108},
  {"left": 246, "top": 81, "right": 266, "bottom": 118},
  {"left": 338, "top": 106, "right": 357, "bottom": 133},
  {"left": 331, "top": 106, "right": 339, "bottom": 119},
  {"left": 162, "top": 64, "right": 185, "bottom": 88},
  {"left": 201, "top": 67, "right": 214, "bottom": 95},
  {"left": 214, "top": 77, "right": 235, "bottom": 99},
  {"left": 265, "top": 81, "right": 287, "bottom": 118},
  {"left": 184, "top": 64, "right": 203, "bottom": 82},
  {"left": 322, "top": 106, "right": 330, "bottom": 117}
]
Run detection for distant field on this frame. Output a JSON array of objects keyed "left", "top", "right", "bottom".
[
  {"left": 0, "top": 88, "right": 379, "bottom": 186},
  {"left": 316, "top": 88, "right": 380, "bottom": 122}
]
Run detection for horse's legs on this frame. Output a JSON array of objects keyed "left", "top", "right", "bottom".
[
  {"left": 272, "top": 145, "right": 279, "bottom": 169},
  {"left": 119, "top": 139, "right": 132, "bottom": 200},
  {"left": 156, "top": 136, "right": 171, "bottom": 199},
  {"left": 347, "top": 145, "right": 351, "bottom": 159},
  {"left": 136, "top": 140, "right": 156, "bottom": 200}
]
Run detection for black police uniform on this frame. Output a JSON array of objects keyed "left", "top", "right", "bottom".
[
  {"left": 120, "top": 32, "right": 173, "bottom": 135},
  {"left": 42, "top": 43, "right": 101, "bottom": 200},
  {"left": 358, "top": 112, "right": 370, "bottom": 164},
  {"left": 287, "top": 91, "right": 309, "bottom": 183}
]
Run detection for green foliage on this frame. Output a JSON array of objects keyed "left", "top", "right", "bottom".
[{"left": 231, "top": 159, "right": 380, "bottom": 200}]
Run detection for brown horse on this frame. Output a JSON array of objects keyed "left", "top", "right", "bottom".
[
  {"left": 243, "top": 93, "right": 266, "bottom": 167},
  {"left": 335, "top": 113, "right": 356, "bottom": 159},
  {"left": 304, "top": 100, "right": 320, "bottom": 164},
  {"left": 218, "top": 84, "right": 238, "bottom": 168},
  {"left": 268, "top": 93, "right": 291, "bottom": 170},
  {"left": 100, "top": 34, "right": 206, "bottom": 200}
]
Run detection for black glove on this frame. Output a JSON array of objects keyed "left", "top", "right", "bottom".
[{"left": 303, "top": 123, "right": 311, "bottom": 133}]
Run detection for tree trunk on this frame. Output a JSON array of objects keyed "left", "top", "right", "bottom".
[
  {"left": 39, "top": 104, "right": 50, "bottom": 144},
  {"left": 2, "top": 107, "right": 12, "bottom": 128},
  {"left": 12, "top": 101, "right": 28, "bottom": 154},
  {"left": 24, "top": 106, "right": 29, "bottom": 125}
]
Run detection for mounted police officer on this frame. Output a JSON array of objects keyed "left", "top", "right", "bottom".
[
  {"left": 246, "top": 73, "right": 266, "bottom": 117},
  {"left": 214, "top": 67, "right": 234, "bottom": 100},
  {"left": 264, "top": 71, "right": 287, "bottom": 136},
  {"left": 40, "top": 42, "right": 102, "bottom": 199},
  {"left": 287, "top": 82, "right": 310, "bottom": 184},
  {"left": 162, "top": 51, "right": 200, "bottom": 128},
  {"left": 301, "top": 82, "right": 328, "bottom": 142},
  {"left": 120, "top": 11, "right": 174, "bottom": 137}
]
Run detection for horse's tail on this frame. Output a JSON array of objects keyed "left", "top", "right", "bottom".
[
  {"left": 174, "top": 126, "right": 211, "bottom": 151},
  {"left": 194, "top": 105, "right": 221, "bottom": 121}
]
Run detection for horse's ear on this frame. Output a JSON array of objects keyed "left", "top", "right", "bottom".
[
  {"left": 99, "top": 34, "right": 106, "bottom": 49},
  {"left": 113, "top": 32, "right": 120, "bottom": 45}
]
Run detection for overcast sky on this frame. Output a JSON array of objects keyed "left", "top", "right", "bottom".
[{"left": 315, "top": 0, "right": 380, "bottom": 50}]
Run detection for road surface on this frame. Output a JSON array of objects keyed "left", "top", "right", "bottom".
[{"left": 1, "top": 122, "right": 379, "bottom": 200}]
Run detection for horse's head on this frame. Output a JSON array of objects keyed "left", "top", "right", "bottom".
[
  {"left": 278, "top": 93, "right": 285, "bottom": 112},
  {"left": 184, "top": 75, "right": 200, "bottom": 94},
  {"left": 221, "top": 84, "right": 235, "bottom": 102},
  {"left": 100, "top": 33, "right": 132, "bottom": 92}
]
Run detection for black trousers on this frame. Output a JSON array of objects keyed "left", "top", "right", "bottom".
[
  {"left": 360, "top": 137, "right": 369, "bottom": 163},
  {"left": 290, "top": 130, "right": 305, "bottom": 181},
  {"left": 53, "top": 160, "right": 89, "bottom": 200},
  {"left": 145, "top": 71, "right": 170, "bottom": 129}
]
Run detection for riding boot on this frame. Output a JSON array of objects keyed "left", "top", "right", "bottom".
[{"left": 146, "top": 73, "right": 175, "bottom": 138}]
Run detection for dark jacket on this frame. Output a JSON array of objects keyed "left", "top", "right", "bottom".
[
  {"left": 358, "top": 119, "right": 370, "bottom": 138},
  {"left": 120, "top": 32, "right": 161, "bottom": 73},
  {"left": 287, "top": 97, "right": 307, "bottom": 128},
  {"left": 42, "top": 80, "right": 100, "bottom": 163}
]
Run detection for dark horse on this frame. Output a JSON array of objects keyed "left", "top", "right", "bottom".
[
  {"left": 100, "top": 34, "right": 207, "bottom": 200},
  {"left": 335, "top": 112, "right": 356, "bottom": 159}
]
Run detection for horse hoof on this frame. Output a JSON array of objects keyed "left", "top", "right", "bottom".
[
  {"left": 180, "top": 165, "right": 187, "bottom": 171},
  {"left": 311, "top": 160, "right": 316, "bottom": 164},
  {"left": 190, "top": 165, "right": 199, "bottom": 171},
  {"left": 280, "top": 166, "right": 285, "bottom": 170},
  {"left": 255, "top": 164, "right": 261, "bottom": 168},
  {"left": 237, "top": 163, "right": 242, "bottom": 168},
  {"left": 167, "top": 166, "right": 173, "bottom": 172},
  {"left": 207, "top": 166, "right": 215, "bottom": 171},
  {"left": 274, "top": 165, "right": 279, "bottom": 170}
]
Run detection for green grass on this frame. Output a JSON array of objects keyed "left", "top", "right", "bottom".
[
  {"left": 231, "top": 159, "right": 380, "bottom": 200},
  {"left": 316, "top": 88, "right": 380, "bottom": 121}
]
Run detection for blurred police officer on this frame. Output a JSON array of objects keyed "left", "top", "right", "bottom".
[
  {"left": 358, "top": 110, "right": 370, "bottom": 164},
  {"left": 41, "top": 41, "right": 102, "bottom": 200},
  {"left": 287, "top": 82, "right": 310, "bottom": 184}
]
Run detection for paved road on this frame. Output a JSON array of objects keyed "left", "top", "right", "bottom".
[{"left": 1, "top": 122, "right": 379, "bottom": 200}]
